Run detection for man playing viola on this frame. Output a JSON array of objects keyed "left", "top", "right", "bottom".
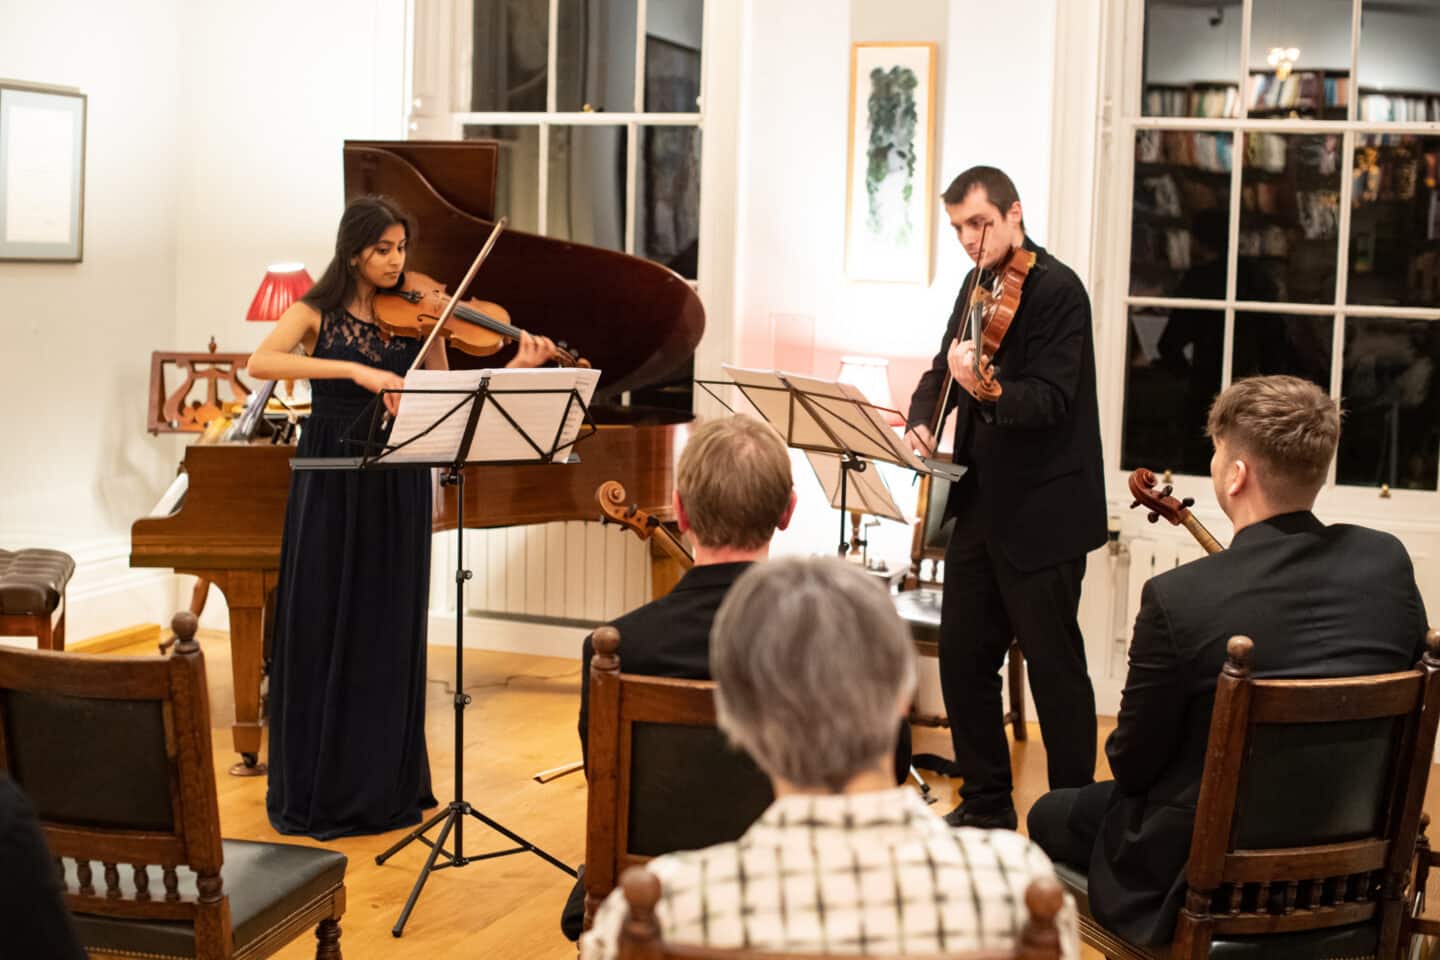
[{"left": 905, "top": 166, "right": 1107, "bottom": 830}]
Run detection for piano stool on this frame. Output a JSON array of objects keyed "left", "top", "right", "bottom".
[{"left": 0, "top": 548, "right": 76, "bottom": 651}]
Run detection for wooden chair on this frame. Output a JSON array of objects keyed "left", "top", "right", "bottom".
[
  {"left": 583, "top": 625, "right": 774, "bottom": 931},
  {"left": 612, "top": 864, "right": 1067, "bottom": 959},
  {"left": 894, "top": 472, "right": 1026, "bottom": 741},
  {"left": 0, "top": 611, "right": 347, "bottom": 960},
  {"left": 1058, "top": 631, "right": 1440, "bottom": 960}
]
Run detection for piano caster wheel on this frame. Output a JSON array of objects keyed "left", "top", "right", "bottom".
[{"left": 228, "top": 753, "right": 268, "bottom": 777}]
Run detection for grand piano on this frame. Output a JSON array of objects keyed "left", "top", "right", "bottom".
[{"left": 132, "top": 139, "right": 704, "bottom": 772}]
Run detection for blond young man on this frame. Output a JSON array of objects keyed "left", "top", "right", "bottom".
[
  {"left": 562, "top": 415, "right": 797, "bottom": 941},
  {"left": 582, "top": 558, "right": 1078, "bottom": 958},
  {"left": 1028, "top": 375, "right": 1429, "bottom": 946}
]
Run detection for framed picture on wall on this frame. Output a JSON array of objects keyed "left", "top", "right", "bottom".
[
  {"left": 0, "top": 80, "right": 86, "bottom": 262},
  {"left": 844, "top": 42, "right": 937, "bottom": 285}
]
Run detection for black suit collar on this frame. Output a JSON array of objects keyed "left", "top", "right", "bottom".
[
  {"left": 1230, "top": 510, "right": 1324, "bottom": 548},
  {"left": 671, "top": 561, "right": 754, "bottom": 593}
]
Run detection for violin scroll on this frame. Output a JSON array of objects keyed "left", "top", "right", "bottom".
[
  {"left": 597, "top": 480, "right": 655, "bottom": 539},
  {"left": 1128, "top": 467, "right": 1193, "bottom": 527}
]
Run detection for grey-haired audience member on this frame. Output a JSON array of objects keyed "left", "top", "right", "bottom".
[{"left": 582, "top": 557, "right": 1078, "bottom": 958}]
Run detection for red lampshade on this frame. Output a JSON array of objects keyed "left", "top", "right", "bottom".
[{"left": 246, "top": 262, "right": 314, "bottom": 322}]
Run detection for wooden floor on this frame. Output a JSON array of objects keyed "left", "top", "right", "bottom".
[{"left": 110, "top": 631, "right": 1440, "bottom": 959}]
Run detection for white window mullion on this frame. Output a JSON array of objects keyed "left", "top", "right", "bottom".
[
  {"left": 634, "top": 0, "right": 648, "bottom": 114},
  {"left": 546, "top": 0, "right": 559, "bottom": 113},
  {"left": 1238, "top": 0, "right": 1254, "bottom": 120},
  {"left": 1349, "top": 0, "right": 1363, "bottom": 123},
  {"left": 625, "top": 122, "right": 638, "bottom": 255},
  {"left": 537, "top": 122, "right": 551, "bottom": 234}
]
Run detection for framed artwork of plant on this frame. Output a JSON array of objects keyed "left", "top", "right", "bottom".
[{"left": 844, "top": 42, "right": 937, "bottom": 284}]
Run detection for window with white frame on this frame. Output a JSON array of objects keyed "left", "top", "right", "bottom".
[
  {"left": 1117, "top": 0, "right": 1440, "bottom": 493},
  {"left": 410, "top": 0, "right": 705, "bottom": 411}
]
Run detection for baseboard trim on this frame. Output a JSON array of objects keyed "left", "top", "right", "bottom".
[
  {"left": 427, "top": 611, "right": 591, "bottom": 661},
  {"left": 71, "top": 623, "right": 163, "bottom": 655}
]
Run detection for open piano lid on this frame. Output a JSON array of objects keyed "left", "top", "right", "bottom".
[{"left": 344, "top": 140, "right": 704, "bottom": 403}]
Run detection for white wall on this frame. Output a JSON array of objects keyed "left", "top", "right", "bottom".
[
  {"left": 734, "top": 0, "right": 1060, "bottom": 570},
  {"left": 1, "top": 0, "right": 407, "bottom": 640},
  {"left": 173, "top": 0, "right": 408, "bottom": 357},
  {"left": 0, "top": 0, "right": 185, "bottom": 638}
]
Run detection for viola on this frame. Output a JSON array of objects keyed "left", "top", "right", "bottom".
[
  {"left": 1127, "top": 467, "right": 1223, "bottom": 555},
  {"left": 373, "top": 270, "right": 588, "bottom": 368},
  {"left": 967, "top": 244, "right": 1037, "bottom": 402},
  {"left": 925, "top": 227, "right": 1037, "bottom": 436},
  {"left": 596, "top": 480, "right": 693, "bottom": 570}
]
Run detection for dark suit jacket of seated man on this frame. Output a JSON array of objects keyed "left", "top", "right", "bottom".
[{"left": 1027, "top": 376, "right": 1429, "bottom": 946}]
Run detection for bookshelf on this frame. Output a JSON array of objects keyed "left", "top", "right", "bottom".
[
  {"left": 1143, "top": 81, "right": 1239, "bottom": 119},
  {"left": 1247, "top": 69, "right": 1348, "bottom": 120}
]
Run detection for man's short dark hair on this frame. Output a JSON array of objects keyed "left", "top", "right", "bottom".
[{"left": 942, "top": 166, "right": 1021, "bottom": 212}]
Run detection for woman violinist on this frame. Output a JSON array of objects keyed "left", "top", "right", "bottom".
[{"left": 247, "top": 194, "right": 558, "bottom": 839}]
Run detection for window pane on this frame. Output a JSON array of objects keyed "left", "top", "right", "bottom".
[
  {"left": 1232, "top": 312, "right": 1333, "bottom": 387},
  {"left": 1142, "top": 0, "right": 1241, "bottom": 118},
  {"left": 1337, "top": 318, "right": 1440, "bottom": 491},
  {"left": 548, "top": 125, "right": 627, "bottom": 252},
  {"left": 1238, "top": 133, "right": 1341, "bottom": 304},
  {"left": 1132, "top": 131, "right": 1233, "bottom": 299},
  {"left": 645, "top": 0, "right": 703, "bottom": 113},
  {"left": 1358, "top": 1, "right": 1440, "bottom": 122},
  {"left": 1246, "top": 0, "right": 1351, "bottom": 121},
  {"left": 1347, "top": 135, "right": 1440, "bottom": 308},
  {"left": 1122, "top": 306, "right": 1225, "bottom": 475},
  {"left": 461, "top": 125, "right": 541, "bottom": 234},
  {"left": 636, "top": 127, "right": 700, "bottom": 278},
  {"left": 556, "top": 0, "right": 638, "bottom": 113},
  {"left": 467, "top": 0, "right": 549, "bottom": 112}
]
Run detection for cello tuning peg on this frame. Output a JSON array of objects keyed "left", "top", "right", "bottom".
[
  {"left": 1160, "top": 485, "right": 1173, "bottom": 497},
  {"left": 1181, "top": 497, "right": 1195, "bottom": 508},
  {"left": 1147, "top": 513, "right": 1160, "bottom": 524},
  {"left": 1129, "top": 499, "right": 1140, "bottom": 508}
]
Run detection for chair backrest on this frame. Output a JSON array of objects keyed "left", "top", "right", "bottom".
[
  {"left": 905, "top": 473, "right": 953, "bottom": 589},
  {"left": 0, "top": 612, "right": 231, "bottom": 952},
  {"left": 584, "top": 626, "right": 774, "bottom": 930},
  {"left": 1177, "top": 630, "right": 1440, "bottom": 959},
  {"left": 613, "top": 864, "right": 1066, "bottom": 959}
]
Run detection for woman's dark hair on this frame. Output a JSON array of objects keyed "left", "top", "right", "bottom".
[{"left": 302, "top": 195, "right": 415, "bottom": 314}]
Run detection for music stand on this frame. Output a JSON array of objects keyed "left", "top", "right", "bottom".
[
  {"left": 294, "top": 366, "right": 596, "bottom": 937},
  {"left": 701, "top": 366, "right": 952, "bottom": 557}
]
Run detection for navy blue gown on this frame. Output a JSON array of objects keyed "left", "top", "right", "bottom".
[{"left": 266, "top": 308, "right": 437, "bottom": 839}]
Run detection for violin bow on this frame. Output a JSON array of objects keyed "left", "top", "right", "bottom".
[
  {"left": 927, "top": 223, "right": 990, "bottom": 442},
  {"left": 405, "top": 216, "right": 509, "bottom": 375}
]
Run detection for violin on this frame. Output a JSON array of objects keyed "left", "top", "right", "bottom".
[
  {"left": 373, "top": 270, "right": 588, "bottom": 368},
  {"left": 596, "top": 480, "right": 693, "bottom": 570},
  {"left": 1127, "top": 467, "right": 1224, "bottom": 555},
  {"left": 925, "top": 227, "right": 1037, "bottom": 436}
]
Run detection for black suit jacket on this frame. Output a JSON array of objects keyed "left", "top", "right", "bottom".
[
  {"left": 578, "top": 562, "right": 752, "bottom": 764},
  {"left": 905, "top": 238, "right": 1106, "bottom": 571},
  {"left": 1, "top": 774, "right": 86, "bottom": 960},
  {"left": 1088, "top": 512, "right": 1429, "bottom": 945}
]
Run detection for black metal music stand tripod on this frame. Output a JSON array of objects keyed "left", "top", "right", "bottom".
[{"left": 299, "top": 374, "right": 587, "bottom": 937}]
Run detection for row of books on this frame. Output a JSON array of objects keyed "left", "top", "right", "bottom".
[
  {"left": 1247, "top": 71, "right": 1348, "bottom": 113},
  {"left": 1359, "top": 93, "right": 1440, "bottom": 123},
  {"left": 1144, "top": 85, "right": 1239, "bottom": 119},
  {"left": 1137, "top": 130, "right": 1233, "bottom": 173}
]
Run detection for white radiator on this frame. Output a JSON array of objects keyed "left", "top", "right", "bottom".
[{"left": 439, "top": 522, "right": 652, "bottom": 624}]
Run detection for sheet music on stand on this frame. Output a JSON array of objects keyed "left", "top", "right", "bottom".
[
  {"left": 372, "top": 367, "right": 599, "bottom": 467},
  {"left": 709, "top": 365, "right": 962, "bottom": 555},
  {"left": 803, "top": 451, "right": 907, "bottom": 523}
]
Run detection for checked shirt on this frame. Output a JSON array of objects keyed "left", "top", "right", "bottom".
[{"left": 581, "top": 787, "right": 1077, "bottom": 958}]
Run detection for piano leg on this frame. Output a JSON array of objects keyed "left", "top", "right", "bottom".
[{"left": 205, "top": 569, "right": 274, "bottom": 776}]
